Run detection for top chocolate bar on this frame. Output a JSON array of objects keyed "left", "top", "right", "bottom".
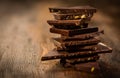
[{"left": 49, "top": 6, "right": 97, "bottom": 14}]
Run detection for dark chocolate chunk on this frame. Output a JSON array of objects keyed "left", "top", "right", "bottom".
[
  {"left": 47, "top": 19, "right": 90, "bottom": 26},
  {"left": 49, "top": 6, "right": 97, "bottom": 14},
  {"left": 65, "top": 55, "right": 99, "bottom": 64},
  {"left": 50, "top": 27, "right": 98, "bottom": 36}
]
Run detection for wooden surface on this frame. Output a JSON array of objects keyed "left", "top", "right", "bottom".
[{"left": 39, "top": 61, "right": 103, "bottom": 78}]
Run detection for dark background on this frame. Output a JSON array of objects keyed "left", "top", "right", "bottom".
[{"left": 0, "top": 0, "right": 119, "bottom": 78}]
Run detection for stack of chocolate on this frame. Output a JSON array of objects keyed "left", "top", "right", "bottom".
[{"left": 41, "top": 6, "right": 112, "bottom": 72}]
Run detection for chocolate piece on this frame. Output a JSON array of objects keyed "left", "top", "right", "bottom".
[
  {"left": 41, "top": 43, "right": 112, "bottom": 61},
  {"left": 53, "top": 13, "right": 93, "bottom": 20},
  {"left": 51, "top": 24, "right": 88, "bottom": 30},
  {"left": 53, "top": 31, "right": 103, "bottom": 43},
  {"left": 65, "top": 55, "right": 99, "bottom": 64},
  {"left": 59, "top": 38, "right": 100, "bottom": 47},
  {"left": 41, "top": 51, "right": 97, "bottom": 61},
  {"left": 50, "top": 27, "right": 98, "bottom": 36},
  {"left": 53, "top": 36, "right": 92, "bottom": 42},
  {"left": 49, "top": 6, "right": 96, "bottom": 14},
  {"left": 57, "top": 45, "right": 98, "bottom": 52},
  {"left": 59, "top": 30, "right": 104, "bottom": 41},
  {"left": 53, "top": 30, "right": 104, "bottom": 43},
  {"left": 60, "top": 56, "right": 99, "bottom": 67},
  {"left": 47, "top": 19, "right": 90, "bottom": 26}
]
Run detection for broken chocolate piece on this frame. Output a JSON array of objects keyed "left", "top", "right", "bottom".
[
  {"left": 65, "top": 55, "right": 99, "bottom": 64},
  {"left": 57, "top": 45, "right": 98, "bottom": 52},
  {"left": 51, "top": 24, "right": 88, "bottom": 30},
  {"left": 47, "top": 19, "right": 90, "bottom": 26},
  {"left": 50, "top": 27, "right": 98, "bottom": 36},
  {"left": 59, "top": 38, "right": 100, "bottom": 47},
  {"left": 59, "top": 30, "right": 104, "bottom": 41},
  {"left": 49, "top": 6, "right": 96, "bottom": 14},
  {"left": 53, "top": 13, "right": 93, "bottom": 20}
]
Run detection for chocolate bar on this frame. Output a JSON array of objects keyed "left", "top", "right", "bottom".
[
  {"left": 41, "top": 51, "right": 97, "bottom": 61},
  {"left": 47, "top": 19, "right": 90, "bottom": 26},
  {"left": 65, "top": 55, "right": 99, "bottom": 64},
  {"left": 50, "top": 27, "right": 98, "bottom": 36},
  {"left": 53, "top": 13, "right": 93, "bottom": 20},
  {"left": 51, "top": 23, "right": 88, "bottom": 30},
  {"left": 57, "top": 45, "right": 98, "bottom": 52},
  {"left": 41, "top": 43, "right": 112, "bottom": 61},
  {"left": 49, "top": 6, "right": 96, "bottom": 14},
  {"left": 53, "top": 31, "right": 103, "bottom": 42},
  {"left": 58, "top": 38, "right": 100, "bottom": 47},
  {"left": 59, "top": 30, "right": 104, "bottom": 41},
  {"left": 53, "top": 36, "right": 92, "bottom": 43},
  {"left": 59, "top": 55, "right": 99, "bottom": 67},
  {"left": 53, "top": 30, "right": 103, "bottom": 42}
]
